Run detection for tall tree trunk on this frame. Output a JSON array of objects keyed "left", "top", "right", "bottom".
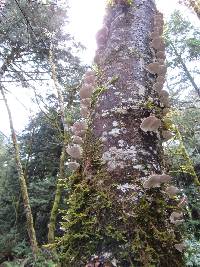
[
  {"left": 60, "top": 1, "right": 185, "bottom": 266},
  {"left": 0, "top": 86, "right": 38, "bottom": 255},
  {"left": 48, "top": 43, "right": 69, "bottom": 244}
]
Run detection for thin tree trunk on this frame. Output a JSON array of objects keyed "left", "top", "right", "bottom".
[
  {"left": 48, "top": 43, "right": 69, "bottom": 244},
  {"left": 170, "top": 42, "right": 200, "bottom": 97},
  {"left": 60, "top": 0, "right": 185, "bottom": 266},
  {"left": 0, "top": 86, "right": 38, "bottom": 255}
]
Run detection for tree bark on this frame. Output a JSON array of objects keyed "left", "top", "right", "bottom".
[
  {"left": 48, "top": 44, "right": 69, "bottom": 244},
  {"left": 60, "top": 1, "right": 185, "bottom": 266},
  {"left": 0, "top": 86, "right": 39, "bottom": 255}
]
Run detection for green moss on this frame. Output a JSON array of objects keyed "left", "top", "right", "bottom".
[
  {"left": 167, "top": 125, "right": 200, "bottom": 187},
  {"left": 91, "top": 86, "right": 107, "bottom": 107},
  {"left": 57, "top": 120, "right": 185, "bottom": 266},
  {"left": 107, "top": 0, "right": 133, "bottom": 6}
]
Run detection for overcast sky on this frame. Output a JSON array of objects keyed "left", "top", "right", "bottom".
[{"left": 0, "top": 0, "right": 195, "bottom": 136}]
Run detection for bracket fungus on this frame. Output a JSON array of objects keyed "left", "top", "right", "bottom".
[
  {"left": 143, "top": 174, "right": 172, "bottom": 189},
  {"left": 158, "top": 65, "right": 167, "bottom": 76},
  {"left": 81, "top": 98, "right": 91, "bottom": 108},
  {"left": 151, "top": 37, "right": 165, "bottom": 50},
  {"left": 150, "top": 31, "right": 160, "bottom": 40},
  {"left": 140, "top": 115, "right": 161, "bottom": 132},
  {"left": 154, "top": 26, "right": 163, "bottom": 36},
  {"left": 159, "top": 174, "right": 172, "bottom": 183},
  {"left": 174, "top": 242, "right": 186, "bottom": 253},
  {"left": 80, "top": 105, "right": 90, "bottom": 118},
  {"left": 143, "top": 175, "right": 161, "bottom": 188},
  {"left": 162, "top": 108, "right": 170, "bottom": 115},
  {"left": 72, "top": 121, "right": 87, "bottom": 136},
  {"left": 170, "top": 212, "right": 184, "bottom": 225},
  {"left": 84, "top": 71, "right": 96, "bottom": 84},
  {"left": 156, "top": 51, "right": 166, "bottom": 60},
  {"left": 66, "top": 145, "right": 83, "bottom": 159},
  {"left": 72, "top": 135, "right": 83, "bottom": 145},
  {"left": 162, "top": 130, "right": 174, "bottom": 141},
  {"left": 146, "top": 62, "right": 166, "bottom": 75},
  {"left": 159, "top": 90, "right": 169, "bottom": 99},
  {"left": 96, "top": 27, "right": 108, "bottom": 47},
  {"left": 80, "top": 84, "right": 94, "bottom": 99},
  {"left": 68, "top": 161, "right": 80, "bottom": 171},
  {"left": 154, "top": 18, "right": 164, "bottom": 28},
  {"left": 146, "top": 62, "right": 160, "bottom": 74},
  {"left": 157, "top": 76, "right": 165, "bottom": 85},
  {"left": 165, "top": 186, "right": 179, "bottom": 198},
  {"left": 84, "top": 70, "right": 95, "bottom": 77},
  {"left": 159, "top": 90, "right": 170, "bottom": 107},
  {"left": 153, "top": 82, "right": 163, "bottom": 92},
  {"left": 158, "top": 59, "right": 165, "bottom": 65}
]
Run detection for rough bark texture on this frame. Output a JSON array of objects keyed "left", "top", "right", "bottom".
[
  {"left": 0, "top": 87, "right": 38, "bottom": 255},
  {"left": 48, "top": 45, "right": 68, "bottom": 244},
  {"left": 59, "top": 1, "right": 185, "bottom": 266}
]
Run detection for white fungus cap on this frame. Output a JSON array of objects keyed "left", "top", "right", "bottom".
[{"left": 140, "top": 115, "right": 161, "bottom": 132}]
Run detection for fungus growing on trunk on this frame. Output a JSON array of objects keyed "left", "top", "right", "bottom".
[
  {"left": 174, "top": 242, "right": 186, "bottom": 252},
  {"left": 146, "top": 62, "right": 160, "bottom": 74},
  {"left": 159, "top": 90, "right": 170, "bottom": 107},
  {"left": 159, "top": 174, "right": 172, "bottom": 183},
  {"left": 140, "top": 115, "right": 161, "bottom": 132},
  {"left": 150, "top": 31, "right": 160, "bottom": 39},
  {"left": 157, "top": 76, "right": 165, "bottom": 85},
  {"left": 72, "top": 135, "right": 83, "bottom": 144},
  {"left": 66, "top": 145, "right": 83, "bottom": 159},
  {"left": 154, "top": 26, "right": 163, "bottom": 35},
  {"left": 143, "top": 174, "right": 162, "bottom": 188},
  {"left": 162, "top": 130, "right": 174, "bottom": 141},
  {"left": 143, "top": 174, "right": 172, "bottom": 189},
  {"left": 84, "top": 70, "right": 96, "bottom": 85},
  {"left": 170, "top": 212, "right": 184, "bottom": 225},
  {"left": 153, "top": 82, "right": 163, "bottom": 92},
  {"left": 81, "top": 98, "right": 91, "bottom": 108},
  {"left": 165, "top": 186, "right": 179, "bottom": 198},
  {"left": 151, "top": 37, "right": 165, "bottom": 50},
  {"left": 163, "top": 107, "right": 170, "bottom": 115},
  {"left": 72, "top": 121, "right": 87, "bottom": 136},
  {"left": 68, "top": 162, "right": 80, "bottom": 171},
  {"left": 81, "top": 105, "right": 90, "bottom": 118},
  {"left": 80, "top": 84, "right": 94, "bottom": 99},
  {"left": 96, "top": 27, "right": 108, "bottom": 47},
  {"left": 156, "top": 51, "right": 166, "bottom": 60}
]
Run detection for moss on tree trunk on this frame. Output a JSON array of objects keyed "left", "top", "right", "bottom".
[
  {"left": 0, "top": 87, "right": 38, "bottom": 256},
  {"left": 59, "top": 1, "right": 185, "bottom": 266}
]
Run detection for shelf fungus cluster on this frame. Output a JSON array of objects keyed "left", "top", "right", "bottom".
[
  {"left": 94, "top": 24, "right": 109, "bottom": 65},
  {"left": 140, "top": 115, "right": 161, "bottom": 132},
  {"left": 143, "top": 174, "right": 172, "bottom": 189},
  {"left": 143, "top": 171, "right": 186, "bottom": 251},
  {"left": 141, "top": 11, "right": 173, "bottom": 142},
  {"left": 66, "top": 70, "right": 96, "bottom": 171},
  {"left": 142, "top": 11, "right": 186, "bottom": 253}
]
